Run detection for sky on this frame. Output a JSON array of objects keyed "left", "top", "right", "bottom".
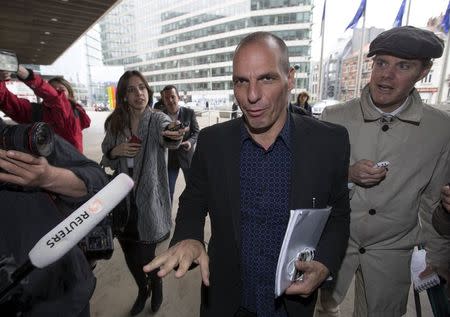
[{"left": 311, "top": 0, "right": 449, "bottom": 59}]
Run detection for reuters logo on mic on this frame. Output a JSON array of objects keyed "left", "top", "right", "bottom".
[{"left": 87, "top": 198, "right": 103, "bottom": 214}]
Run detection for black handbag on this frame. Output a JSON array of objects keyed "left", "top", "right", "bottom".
[
  {"left": 109, "top": 172, "right": 129, "bottom": 236},
  {"left": 78, "top": 216, "right": 114, "bottom": 261},
  {"left": 50, "top": 188, "right": 115, "bottom": 261},
  {"left": 77, "top": 170, "right": 128, "bottom": 261}
]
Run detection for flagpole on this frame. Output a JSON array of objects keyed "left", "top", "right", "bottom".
[
  {"left": 405, "top": 0, "right": 412, "bottom": 25},
  {"left": 318, "top": 0, "right": 326, "bottom": 101},
  {"left": 354, "top": 8, "right": 366, "bottom": 98},
  {"left": 437, "top": 30, "right": 450, "bottom": 104},
  {"left": 318, "top": 30, "right": 325, "bottom": 101}
]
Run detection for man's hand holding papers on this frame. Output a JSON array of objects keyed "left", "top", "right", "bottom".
[
  {"left": 285, "top": 260, "right": 329, "bottom": 298},
  {"left": 274, "top": 207, "right": 331, "bottom": 297}
]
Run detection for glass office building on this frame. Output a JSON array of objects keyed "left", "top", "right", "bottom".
[{"left": 100, "top": 0, "right": 313, "bottom": 107}]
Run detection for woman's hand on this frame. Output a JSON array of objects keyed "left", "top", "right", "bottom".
[
  {"left": 162, "top": 121, "right": 188, "bottom": 141},
  {"left": 110, "top": 142, "right": 141, "bottom": 158}
]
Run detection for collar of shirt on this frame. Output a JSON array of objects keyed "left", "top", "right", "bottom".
[
  {"left": 371, "top": 97, "right": 407, "bottom": 116},
  {"left": 167, "top": 108, "right": 180, "bottom": 121},
  {"left": 360, "top": 85, "right": 424, "bottom": 124},
  {"left": 239, "top": 110, "right": 292, "bottom": 152}
]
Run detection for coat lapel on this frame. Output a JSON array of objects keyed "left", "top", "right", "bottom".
[
  {"left": 225, "top": 119, "right": 243, "bottom": 252},
  {"left": 289, "top": 115, "right": 313, "bottom": 209},
  {"left": 177, "top": 106, "right": 183, "bottom": 121}
]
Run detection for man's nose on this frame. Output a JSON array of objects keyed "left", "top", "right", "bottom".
[
  {"left": 380, "top": 65, "right": 395, "bottom": 78},
  {"left": 247, "top": 81, "right": 261, "bottom": 103}
]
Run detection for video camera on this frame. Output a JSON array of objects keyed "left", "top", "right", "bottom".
[
  {"left": 0, "top": 122, "right": 55, "bottom": 157},
  {"left": 0, "top": 51, "right": 55, "bottom": 157}
]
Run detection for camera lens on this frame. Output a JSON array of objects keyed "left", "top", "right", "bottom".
[
  {"left": 0, "top": 122, "right": 55, "bottom": 157},
  {"left": 29, "top": 122, "right": 54, "bottom": 157}
]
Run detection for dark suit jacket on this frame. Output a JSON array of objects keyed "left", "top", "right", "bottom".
[
  {"left": 171, "top": 113, "right": 350, "bottom": 317},
  {"left": 289, "top": 102, "right": 311, "bottom": 116},
  {"left": 153, "top": 100, "right": 165, "bottom": 111},
  {"left": 164, "top": 106, "right": 200, "bottom": 169}
]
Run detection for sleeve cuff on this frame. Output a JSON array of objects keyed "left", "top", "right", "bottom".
[{"left": 18, "top": 68, "right": 35, "bottom": 82}]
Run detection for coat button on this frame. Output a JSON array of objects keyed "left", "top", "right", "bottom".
[
  {"left": 382, "top": 125, "right": 389, "bottom": 131},
  {"left": 359, "top": 247, "right": 366, "bottom": 254},
  {"left": 369, "top": 209, "right": 376, "bottom": 215}
]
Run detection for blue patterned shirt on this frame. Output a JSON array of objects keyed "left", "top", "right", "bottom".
[{"left": 240, "top": 114, "right": 292, "bottom": 316}]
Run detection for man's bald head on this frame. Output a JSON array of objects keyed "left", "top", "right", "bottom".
[{"left": 234, "top": 32, "right": 290, "bottom": 75}]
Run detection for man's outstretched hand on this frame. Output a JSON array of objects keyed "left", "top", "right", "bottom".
[{"left": 143, "top": 239, "right": 210, "bottom": 286}]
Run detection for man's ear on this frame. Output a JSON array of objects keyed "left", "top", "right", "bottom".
[
  {"left": 417, "top": 62, "right": 433, "bottom": 82},
  {"left": 288, "top": 67, "right": 295, "bottom": 91}
]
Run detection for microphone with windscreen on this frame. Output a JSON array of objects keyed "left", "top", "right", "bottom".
[{"left": 0, "top": 173, "right": 134, "bottom": 302}]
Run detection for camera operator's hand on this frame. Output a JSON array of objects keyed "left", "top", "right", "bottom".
[
  {"left": 0, "top": 66, "right": 29, "bottom": 82},
  {"left": 0, "top": 71, "right": 12, "bottom": 81},
  {"left": 15, "top": 66, "right": 30, "bottom": 81},
  {"left": 109, "top": 142, "right": 141, "bottom": 158},
  {"left": 0, "top": 149, "right": 87, "bottom": 197}
]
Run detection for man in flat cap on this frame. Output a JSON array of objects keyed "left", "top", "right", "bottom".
[{"left": 316, "top": 26, "right": 450, "bottom": 317}]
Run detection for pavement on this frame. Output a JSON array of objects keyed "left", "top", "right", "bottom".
[{"left": 83, "top": 111, "right": 433, "bottom": 317}]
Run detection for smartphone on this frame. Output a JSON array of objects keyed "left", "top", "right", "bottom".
[
  {"left": 375, "top": 161, "right": 390, "bottom": 168},
  {"left": 165, "top": 122, "right": 185, "bottom": 131}
]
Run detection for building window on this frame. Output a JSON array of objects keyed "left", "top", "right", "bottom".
[{"left": 421, "top": 70, "right": 433, "bottom": 84}]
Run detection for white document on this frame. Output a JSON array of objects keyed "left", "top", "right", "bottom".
[
  {"left": 274, "top": 207, "right": 331, "bottom": 297},
  {"left": 410, "top": 248, "right": 440, "bottom": 293}
]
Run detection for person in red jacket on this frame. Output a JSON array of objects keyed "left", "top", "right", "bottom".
[{"left": 0, "top": 65, "right": 90, "bottom": 152}]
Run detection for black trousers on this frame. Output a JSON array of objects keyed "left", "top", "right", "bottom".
[
  {"left": 119, "top": 239, "right": 157, "bottom": 290},
  {"left": 119, "top": 168, "right": 159, "bottom": 290}
]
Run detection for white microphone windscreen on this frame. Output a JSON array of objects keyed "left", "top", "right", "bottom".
[{"left": 28, "top": 173, "right": 133, "bottom": 268}]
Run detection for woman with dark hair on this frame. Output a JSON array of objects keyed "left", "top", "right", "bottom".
[
  {"left": 0, "top": 65, "right": 90, "bottom": 152},
  {"left": 100, "top": 70, "right": 184, "bottom": 315},
  {"left": 296, "top": 91, "right": 312, "bottom": 115}
]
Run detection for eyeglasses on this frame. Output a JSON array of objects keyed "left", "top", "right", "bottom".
[{"left": 127, "top": 84, "right": 147, "bottom": 95}]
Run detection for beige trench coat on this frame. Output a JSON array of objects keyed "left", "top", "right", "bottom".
[{"left": 320, "top": 85, "right": 450, "bottom": 315}]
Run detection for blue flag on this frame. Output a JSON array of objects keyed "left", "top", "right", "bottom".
[
  {"left": 345, "top": 0, "right": 367, "bottom": 30},
  {"left": 393, "top": 0, "right": 406, "bottom": 27},
  {"left": 442, "top": 0, "right": 450, "bottom": 33}
]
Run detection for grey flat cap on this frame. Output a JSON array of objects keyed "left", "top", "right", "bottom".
[{"left": 367, "top": 26, "right": 444, "bottom": 59}]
